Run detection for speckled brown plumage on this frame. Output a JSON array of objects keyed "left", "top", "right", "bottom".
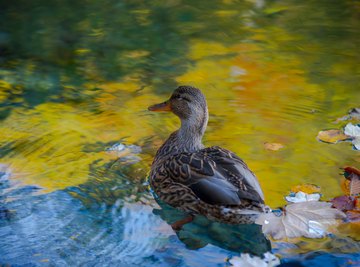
[{"left": 149, "top": 86, "right": 268, "bottom": 224}]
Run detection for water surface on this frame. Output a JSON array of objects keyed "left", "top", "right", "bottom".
[{"left": 0, "top": 0, "right": 359, "bottom": 266}]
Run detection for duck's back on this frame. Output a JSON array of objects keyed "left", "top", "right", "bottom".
[{"left": 150, "top": 146, "right": 264, "bottom": 210}]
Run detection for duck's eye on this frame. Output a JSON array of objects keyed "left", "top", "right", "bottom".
[
  {"left": 173, "top": 95, "right": 183, "bottom": 100},
  {"left": 175, "top": 96, "right": 190, "bottom": 102}
]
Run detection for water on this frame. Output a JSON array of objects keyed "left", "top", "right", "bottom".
[{"left": 0, "top": 1, "right": 359, "bottom": 266}]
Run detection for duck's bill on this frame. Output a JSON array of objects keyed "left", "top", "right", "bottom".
[{"left": 148, "top": 101, "right": 171, "bottom": 112}]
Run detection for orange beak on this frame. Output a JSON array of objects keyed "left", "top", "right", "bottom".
[{"left": 148, "top": 101, "right": 172, "bottom": 112}]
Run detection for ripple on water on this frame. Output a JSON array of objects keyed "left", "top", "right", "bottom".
[{"left": 0, "top": 187, "right": 177, "bottom": 266}]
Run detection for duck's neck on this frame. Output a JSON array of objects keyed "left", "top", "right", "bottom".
[
  {"left": 177, "top": 111, "right": 208, "bottom": 149},
  {"left": 154, "top": 108, "right": 208, "bottom": 162}
]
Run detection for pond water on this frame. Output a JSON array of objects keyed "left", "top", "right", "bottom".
[{"left": 0, "top": 1, "right": 359, "bottom": 266}]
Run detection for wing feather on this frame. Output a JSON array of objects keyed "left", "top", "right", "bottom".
[{"left": 164, "top": 146, "right": 264, "bottom": 205}]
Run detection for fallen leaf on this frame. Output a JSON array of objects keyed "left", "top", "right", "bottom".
[
  {"left": 229, "top": 252, "right": 280, "bottom": 267},
  {"left": 344, "top": 123, "right": 360, "bottom": 150},
  {"left": 285, "top": 191, "right": 321, "bottom": 203},
  {"left": 352, "top": 138, "right": 360, "bottom": 150},
  {"left": 264, "top": 142, "right": 284, "bottom": 151},
  {"left": 341, "top": 178, "right": 351, "bottom": 196},
  {"left": 349, "top": 108, "right": 360, "bottom": 119},
  {"left": 349, "top": 174, "right": 360, "bottom": 196},
  {"left": 291, "top": 184, "right": 321, "bottom": 194},
  {"left": 331, "top": 196, "right": 355, "bottom": 211},
  {"left": 335, "top": 107, "right": 360, "bottom": 122},
  {"left": 342, "top": 167, "right": 360, "bottom": 196},
  {"left": 344, "top": 166, "right": 360, "bottom": 177},
  {"left": 344, "top": 123, "right": 360, "bottom": 137},
  {"left": 346, "top": 210, "right": 360, "bottom": 222},
  {"left": 356, "top": 198, "right": 360, "bottom": 209},
  {"left": 256, "top": 201, "right": 345, "bottom": 239},
  {"left": 317, "top": 129, "right": 350, "bottom": 144}
]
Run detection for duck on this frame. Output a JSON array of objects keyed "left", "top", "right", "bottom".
[{"left": 148, "top": 86, "right": 268, "bottom": 229}]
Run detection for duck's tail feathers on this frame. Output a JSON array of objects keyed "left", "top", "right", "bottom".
[{"left": 255, "top": 201, "right": 346, "bottom": 240}]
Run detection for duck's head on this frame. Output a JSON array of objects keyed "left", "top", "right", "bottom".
[
  {"left": 148, "top": 85, "right": 208, "bottom": 135},
  {"left": 148, "top": 86, "right": 207, "bottom": 119}
]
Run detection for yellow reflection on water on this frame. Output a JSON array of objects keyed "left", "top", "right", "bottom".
[
  {"left": 0, "top": 38, "right": 358, "bottom": 203},
  {"left": 176, "top": 39, "right": 359, "bottom": 209}
]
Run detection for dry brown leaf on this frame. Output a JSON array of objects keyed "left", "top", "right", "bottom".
[
  {"left": 346, "top": 210, "right": 360, "bottom": 222},
  {"left": 291, "top": 184, "right": 321, "bottom": 194},
  {"left": 331, "top": 195, "right": 355, "bottom": 211},
  {"left": 350, "top": 175, "right": 360, "bottom": 196},
  {"left": 341, "top": 167, "right": 360, "bottom": 196},
  {"left": 355, "top": 197, "right": 360, "bottom": 210},
  {"left": 344, "top": 166, "right": 360, "bottom": 177},
  {"left": 341, "top": 178, "right": 351, "bottom": 196},
  {"left": 264, "top": 142, "right": 284, "bottom": 151},
  {"left": 317, "top": 129, "right": 350, "bottom": 144}
]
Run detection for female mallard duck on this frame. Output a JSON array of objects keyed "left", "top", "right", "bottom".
[
  {"left": 148, "top": 86, "right": 345, "bottom": 236},
  {"left": 148, "top": 86, "right": 268, "bottom": 229}
]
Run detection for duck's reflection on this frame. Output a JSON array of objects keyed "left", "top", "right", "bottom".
[{"left": 153, "top": 202, "right": 271, "bottom": 256}]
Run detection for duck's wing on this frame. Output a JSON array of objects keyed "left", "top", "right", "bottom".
[{"left": 164, "top": 146, "right": 264, "bottom": 206}]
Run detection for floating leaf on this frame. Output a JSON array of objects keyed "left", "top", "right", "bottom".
[
  {"left": 341, "top": 178, "right": 351, "bottom": 196},
  {"left": 256, "top": 201, "right": 345, "bottom": 239},
  {"left": 317, "top": 129, "right": 349, "bottom": 144},
  {"left": 229, "top": 252, "right": 280, "bottom": 267},
  {"left": 263, "top": 142, "right": 284, "bottom": 151},
  {"left": 349, "top": 174, "right": 360, "bottom": 196},
  {"left": 346, "top": 210, "right": 360, "bottom": 222},
  {"left": 344, "top": 123, "right": 360, "bottom": 137},
  {"left": 352, "top": 138, "right": 360, "bottom": 150},
  {"left": 349, "top": 108, "right": 360, "bottom": 119},
  {"left": 318, "top": 124, "right": 360, "bottom": 150},
  {"left": 291, "top": 184, "right": 321, "bottom": 194},
  {"left": 336, "top": 108, "right": 360, "bottom": 122},
  {"left": 331, "top": 196, "right": 355, "bottom": 211},
  {"left": 342, "top": 167, "right": 360, "bottom": 196},
  {"left": 285, "top": 191, "right": 321, "bottom": 203},
  {"left": 344, "top": 166, "right": 360, "bottom": 177},
  {"left": 344, "top": 123, "right": 360, "bottom": 150}
]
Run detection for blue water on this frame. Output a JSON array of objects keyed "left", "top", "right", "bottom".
[{"left": 1, "top": 169, "right": 360, "bottom": 266}]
